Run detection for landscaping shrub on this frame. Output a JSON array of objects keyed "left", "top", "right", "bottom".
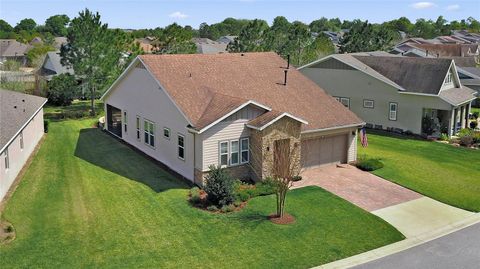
[
  {"left": 43, "top": 119, "right": 49, "bottom": 133},
  {"left": 206, "top": 205, "right": 218, "bottom": 212},
  {"left": 460, "top": 135, "right": 474, "bottom": 147},
  {"left": 440, "top": 133, "right": 449, "bottom": 141},
  {"left": 189, "top": 187, "right": 202, "bottom": 205},
  {"left": 203, "top": 165, "right": 235, "bottom": 207},
  {"left": 355, "top": 155, "right": 384, "bottom": 171},
  {"left": 470, "top": 121, "right": 478, "bottom": 129},
  {"left": 220, "top": 204, "right": 235, "bottom": 213},
  {"left": 473, "top": 111, "right": 479, "bottom": 119},
  {"left": 47, "top": 74, "right": 78, "bottom": 106},
  {"left": 292, "top": 175, "right": 302, "bottom": 182}
]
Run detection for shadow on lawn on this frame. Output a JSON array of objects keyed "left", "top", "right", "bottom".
[{"left": 74, "top": 128, "right": 191, "bottom": 193}]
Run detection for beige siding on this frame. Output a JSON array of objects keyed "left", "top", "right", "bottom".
[
  {"left": 0, "top": 108, "right": 44, "bottom": 201},
  {"left": 104, "top": 65, "right": 195, "bottom": 180},
  {"left": 348, "top": 129, "right": 357, "bottom": 163},
  {"left": 301, "top": 66, "right": 453, "bottom": 134}
]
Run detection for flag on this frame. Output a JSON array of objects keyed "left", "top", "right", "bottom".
[{"left": 360, "top": 127, "right": 368, "bottom": 148}]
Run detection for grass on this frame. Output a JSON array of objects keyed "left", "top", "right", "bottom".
[
  {"left": 44, "top": 100, "right": 104, "bottom": 121},
  {"left": 359, "top": 132, "right": 480, "bottom": 212},
  {"left": 472, "top": 107, "right": 480, "bottom": 115},
  {"left": 0, "top": 119, "right": 403, "bottom": 268}
]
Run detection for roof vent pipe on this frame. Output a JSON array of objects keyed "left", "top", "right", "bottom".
[
  {"left": 287, "top": 54, "right": 290, "bottom": 69},
  {"left": 284, "top": 70, "right": 288, "bottom": 86},
  {"left": 426, "top": 50, "right": 429, "bottom": 57}
]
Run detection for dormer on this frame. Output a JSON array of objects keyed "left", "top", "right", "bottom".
[{"left": 440, "top": 62, "right": 461, "bottom": 91}]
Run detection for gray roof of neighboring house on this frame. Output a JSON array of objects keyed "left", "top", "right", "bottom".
[
  {"left": 353, "top": 56, "right": 453, "bottom": 95},
  {"left": 438, "top": 86, "right": 477, "bottom": 106},
  {"left": 41, "top": 51, "right": 74, "bottom": 78},
  {"left": 0, "top": 39, "right": 31, "bottom": 57},
  {"left": 54, "top": 37, "right": 67, "bottom": 49},
  {"left": 0, "top": 89, "right": 47, "bottom": 152},
  {"left": 217, "top": 36, "right": 237, "bottom": 43},
  {"left": 196, "top": 43, "right": 228, "bottom": 54}
]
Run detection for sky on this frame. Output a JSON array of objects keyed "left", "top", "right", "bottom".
[{"left": 0, "top": 0, "right": 479, "bottom": 29}]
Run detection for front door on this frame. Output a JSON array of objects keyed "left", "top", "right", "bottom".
[{"left": 107, "top": 104, "right": 122, "bottom": 138}]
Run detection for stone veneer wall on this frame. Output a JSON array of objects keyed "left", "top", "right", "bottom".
[{"left": 250, "top": 117, "right": 302, "bottom": 181}]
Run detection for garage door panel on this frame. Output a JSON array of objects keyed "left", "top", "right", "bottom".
[{"left": 301, "top": 134, "right": 347, "bottom": 168}]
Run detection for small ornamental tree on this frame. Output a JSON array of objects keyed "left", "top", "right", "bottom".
[
  {"left": 271, "top": 138, "right": 296, "bottom": 219},
  {"left": 203, "top": 165, "right": 235, "bottom": 207}
]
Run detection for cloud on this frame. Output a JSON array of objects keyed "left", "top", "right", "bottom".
[
  {"left": 169, "top": 11, "right": 188, "bottom": 19},
  {"left": 410, "top": 2, "right": 437, "bottom": 9},
  {"left": 446, "top": 4, "right": 460, "bottom": 11}
]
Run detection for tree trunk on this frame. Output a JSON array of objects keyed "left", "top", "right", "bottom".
[{"left": 90, "top": 85, "right": 96, "bottom": 116}]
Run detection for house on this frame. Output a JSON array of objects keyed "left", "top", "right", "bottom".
[
  {"left": 457, "top": 66, "right": 480, "bottom": 106},
  {"left": 192, "top": 38, "right": 228, "bottom": 54},
  {"left": 217, "top": 36, "right": 237, "bottom": 44},
  {"left": 392, "top": 43, "right": 480, "bottom": 58},
  {"left": 299, "top": 54, "right": 477, "bottom": 137},
  {"left": 53, "top": 37, "right": 68, "bottom": 50},
  {"left": 38, "top": 51, "right": 74, "bottom": 80},
  {"left": 101, "top": 52, "right": 363, "bottom": 185},
  {"left": 135, "top": 37, "right": 155, "bottom": 54},
  {"left": 0, "top": 39, "right": 31, "bottom": 65},
  {"left": 0, "top": 89, "right": 47, "bottom": 201}
]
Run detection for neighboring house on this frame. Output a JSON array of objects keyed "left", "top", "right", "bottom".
[
  {"left": 217, "top": 36, "right": 237, "bottom": 44},
  {"left": 0, "top": 89, "right": 47, "bottom": 201},
  {"left": 38, "top": 51, "right": 74, "bottom": 80},
  {"left": 300, "top": 54, "right": 477, "bottom": 137},
  {"left": 101, "top": 52, "right": 363, "bottom": 185},
  {"left": 53, "top": 37, "right": 68, "bottom": 50},
  {"left": 135, "top": 37, "right": 155, "bottom": 54},
  {"left": 457, "top": 66, "right": 480, "bottom": 106},
  {"left": 29, "top": 37, "right": 43, "bottom": 46},
  {"left": 192, "top": 38, "right": 228, "bottom": 54},
  {"left": 392, "top": 43, "right": 480, "bottom": 58},
  {"left": 0, "top": 39, "right": 31, "bottom": 65}
]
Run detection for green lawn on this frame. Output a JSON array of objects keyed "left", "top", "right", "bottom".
[
  {"left": 0, "top": 119, "right": 403, "bottom": 268},
  {"left": 44, "top": 100, "right": 104, "bottom": 120},
  {"left": 359, "top": 132, "right": 480, "bottom": 212}
]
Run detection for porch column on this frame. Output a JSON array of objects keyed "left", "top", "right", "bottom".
[
  {"left": 448, "top": 109, "right": 454, "bottom": 137},
  {"left": 466, "top": 103, "right": 471, "bottom": 127},
  {"left": 460, "top": 105, "right": 466, "bottom": 129}
]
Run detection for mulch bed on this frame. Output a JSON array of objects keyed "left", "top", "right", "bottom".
[
  {"left": 268, "top": 213, "right": 296, "bottom": 225},
  {"left": 0, "top": 220, "right": 15, "bottom": 245}
]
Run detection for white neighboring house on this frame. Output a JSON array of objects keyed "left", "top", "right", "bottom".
[
  {"left": 0, "top": 89, "right": 47, "bottom": 201},
  {"left": 101, "top": 52, "right": 363, "bottom": 185},
  {"left": 300, "top": 54, "right": 477, "bottom": 137}
]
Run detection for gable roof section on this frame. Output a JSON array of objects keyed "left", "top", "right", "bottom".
[
  {"left": 438, "top": 86, "right": 477, "bottom": 106},
  {"left": 119, "top": 53, "right": 362, "bottom": 132},
  {"left": 0, "top": 89, "right": 47, "bottom": 152},
  {"left": 353, "top": 56, "right": 453, "bottom": 95},
  {"left": 42, "top": 51, "right": 74, "bottom": 76},
  {"left": 246, "top": 110, "right": 308, "bottom": 131}
]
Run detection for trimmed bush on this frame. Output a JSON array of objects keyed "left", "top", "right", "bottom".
[
  {"left": 206, "top": 205, "right": 218, "bottom": 212},
  {"left": 292, "top": 175, "right": 302, "bottom": 182},
  {"left": 47, "top": 74, "right": 79, "bottom": 106},
  {"left": 189, "top": 187, "right": 202, "bottom": 205},
  {"left": 460, "top": 135, "right": 474, "bottom": 147},
  {"left": 355, "top": 155, "right": 384, "bottom": 171},
  {"left": 203, "top": 165, "right": 235, "bottom": 207},
  {"left": 440, "top": 133, "right": 449, "bottom": 141},
  {"left": 43, "top": 119, "right": 49, "bottom": 133},
  {"left": 470, "top": 121, "right": 478, "bottom": 129}
]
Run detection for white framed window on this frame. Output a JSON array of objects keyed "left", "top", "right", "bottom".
[
  {"left": 4, "top": 149, "right": 9, "bottom": 170},
  {"left": 136, "top": 116, "right": 140, "bottom": 141},
  {"left": 363, "top": 99, "right": 374, "bottom": 109},
  {"left": 123, "top": 111, "right": 128, "bottom": 133},
  {"left": 240, "top": 138, "right": 249, "bottom": 163},
  {"left": 178, "top": 134, "right": 185, "bottom": 160},
  {"left": 389, "top": 102, "right": 398, "bottom": 121},
  {"left": 340, "top": 97, "right": 350, "bottom": 108},
  {"left": 230, "top": 140, "right": 239, "bottom": 165},
  {"left": 20, "top": 131, "right": 24, "bottom": 150},
  {"left": 445, "top": 71, "right": 453, "bottom": 85},
  {"left": 144, "top": 120, "right": 155, "bottom": 147},
  {"left": 163, "top": 128, "right": 170, "bottom": 139},
  {"left": 219, "top": 141, "right": 229, "bottom": 167}
]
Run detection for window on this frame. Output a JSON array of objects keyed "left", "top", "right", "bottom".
[
  {"left": 123, "top": 111, "right": 128, "bottom": 133},
  {"left": 241, "top": 138, "right": 249, "bottom": 163},
  {"left": 389, "top": 102, "right": 398, "bottom": 121},
  {"left": 445, "top": 71, "right": 453, "bottom": 85},
  {"left": 219, "top": 141, "right": 228, "bottom": 166},
  {"left": 163, "top": 128, "right": 170, "bottom": 139},
  {"left": 178, "top": 134, "right": 185, "bottom": 160},
  {"left": 144, "top": 120, "right": 155, "bottom": 147},
  {"left": 20, "top": 131, "right": 24, "bottom": 150},
  {"left": 363, "top": 99, "right": 374, "bottom": 109},
  {"left": 4, "top": 149, "right": 9, "bottom": 170},
  {"left": 136, "top": 116, "right": 140, "bottom": 140},
  {"left": 340, "top": 97, "right": 350, "bottom": 108},
  {"left": 230, "top": 140, "right": 239, "bottom": 165}
]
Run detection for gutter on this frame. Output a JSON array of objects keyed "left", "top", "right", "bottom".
[
  {"left": 301, "top": 122, "right": 365, "bottom": 134},
  {"left": 0, "top": 99, "right": 48, "bottom": 153}
]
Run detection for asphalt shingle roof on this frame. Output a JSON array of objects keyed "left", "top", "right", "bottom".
[{"left": 0, "top": 90, "right": 47, "bottom": 151}]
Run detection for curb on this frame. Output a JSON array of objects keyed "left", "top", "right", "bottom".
[{"left": 315, "top": 213, "right": 480, "bottom": 269}]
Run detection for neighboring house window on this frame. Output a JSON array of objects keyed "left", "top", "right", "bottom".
[
  {"left": 445, "top": 71, "right": 453, "bottom": 85},
  {"left": 178, "top": 134, "right": 185, "bottom": 160},
  {"left": 136, "top": 116, "right": 140, "bottom": 141},
  {"left": 123, "top": 111, "right": 128, "bottom": 133},
  {"left": 389, "top": 102, "right": 398, "bottom": 121},
  {"left": 230, "top": 140, "right": 239, "bottom": 165},
  {"left": 20, "top": 131, "right": 24, "bottom": 150},
  {"left": 144, "top": 120, "right": 155, "bottom": 147},
  {"left": 363, "top": 99, "right": 374, "bottom": 109},
  {"left": 163, "top": 128, "right": 170, "bottom": 139},
  {"left": 4, "top": 150, "right": 9, "bottom": 170},
  {"left": 340, "top": 97, "right": 350, "bottom": 108},
  {"left": 219, "top": 141, "right": 229, "bottom": 166},
  {"left": 241, "top": 138, "right": 249, "bottom": 163}
]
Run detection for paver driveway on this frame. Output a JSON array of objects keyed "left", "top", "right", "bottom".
[{"left": 294, "top": 164, "right": 422, "bottom": 212}]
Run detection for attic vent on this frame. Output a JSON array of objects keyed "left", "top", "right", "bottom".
[{"left": 284, "top": 70, "right": 288, "bottom": 86}]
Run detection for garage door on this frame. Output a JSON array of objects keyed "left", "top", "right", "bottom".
[{"left": 301, "top": 134, "right": 348, "bottom": 168}]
